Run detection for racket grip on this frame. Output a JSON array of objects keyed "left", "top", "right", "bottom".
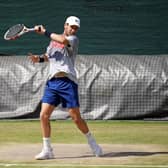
[{"left": 38, "top": 27, "right": 41, "bottom": 32}]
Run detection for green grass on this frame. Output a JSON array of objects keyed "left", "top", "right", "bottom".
[
  {"left": 0, "top": 120, "right": 168, "bottom": 168},
  {"left": 0, "top": 120, "right": 168, "bottom": 144},
  {"left": 0, "top": 165, "right": 158, "bottom": 168},
  {"left": 0, "top": 165, "right": 161, "bottom": 168},
  {"left": 0, "top": 163, "right": 167, "bottom": 168}
]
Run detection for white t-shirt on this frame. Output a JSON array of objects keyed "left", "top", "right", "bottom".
[{"left": 46, "top": 35, "right": 79, "bottom": 83}]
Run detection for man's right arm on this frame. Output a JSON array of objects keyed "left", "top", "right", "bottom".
[{"left": 34, "top": 25, "right": 69, "bottom": 45}]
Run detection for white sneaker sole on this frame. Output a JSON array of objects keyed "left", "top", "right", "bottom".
[
  {"left": 94, "top": 146, "right": 103, "bottom": 157},
  {"left": 35, "top": 151, "right": 54, "bottom": 160}
]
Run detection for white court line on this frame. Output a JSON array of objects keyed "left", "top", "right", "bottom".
[{"left": 0, "top": 163, "right": 168, "bottom": 167}]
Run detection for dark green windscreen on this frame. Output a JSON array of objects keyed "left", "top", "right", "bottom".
[{"left": 0, "top": 0, "right": 168, "bottom": 55}]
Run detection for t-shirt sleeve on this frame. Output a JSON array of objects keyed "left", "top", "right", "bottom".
[{"left": 65, "top": 35, "right": 78, "bottom": 48}]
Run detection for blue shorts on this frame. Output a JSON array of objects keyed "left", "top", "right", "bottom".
[{"left": 42, "top": 77, "right": 79, "bottom": 108}]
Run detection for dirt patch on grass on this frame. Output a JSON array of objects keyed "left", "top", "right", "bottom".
[{"left": 0, "top": 143, "right": 168, "bottom": 165}]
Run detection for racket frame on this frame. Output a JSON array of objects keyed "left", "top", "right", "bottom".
[{"left": 4, "top": 24, "right": 35, "bottom": 40}]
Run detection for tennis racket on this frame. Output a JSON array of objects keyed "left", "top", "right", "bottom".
[{"left": 4, "top": 24, "right": 35, "bottom": 40}]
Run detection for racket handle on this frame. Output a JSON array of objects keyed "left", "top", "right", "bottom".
[
  {"left": 38, "top": 27, "right": 41, "bottom": 32},
  {"left": 33, "top": 26, "right": 41, "bottom": 32},
  {"left": 28, "top": 26, "right": 41, "bottom": 32},
  {"left": 28, "top": 28, "right": 35, "bottom": 32}
]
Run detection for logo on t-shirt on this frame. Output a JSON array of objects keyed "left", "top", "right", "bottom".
[{"left": 50, "top": 41, "right": 64, "bottom": 49}]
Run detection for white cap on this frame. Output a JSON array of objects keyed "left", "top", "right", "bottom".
[{"left": 65, "top": 16, "right": 80, "bottom": 28}]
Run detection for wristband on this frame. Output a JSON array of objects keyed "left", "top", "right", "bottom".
[
  {"left": 39, "top": 57, "right": 45, "bottom": 63},
  {"left": 44, "top": 30, "right": 52, "bottom": 38}
]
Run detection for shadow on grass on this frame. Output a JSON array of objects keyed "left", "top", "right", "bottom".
[
  {"left": 44, "top": 151, "right": 168, "bottom": 160},
  {"left": 102, "top": 151, "right": 168, "bottom": 157}
]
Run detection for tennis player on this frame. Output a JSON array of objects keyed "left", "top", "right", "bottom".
[{"left": 28, "top": 16, "right": 103, "bottom": 160}]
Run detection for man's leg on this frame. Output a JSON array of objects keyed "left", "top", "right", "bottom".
[
  {"left": 68, "top": 107, "right": 89, "bottom": 134},
  {"left": 40, "top": 103, "right": 55, "bottom": 137},
  {"left": 68, "top": 107, "right": 103, "bottom": 157},
  {"left": 35, "top": 103, "right": 55, "bottom": 160}
]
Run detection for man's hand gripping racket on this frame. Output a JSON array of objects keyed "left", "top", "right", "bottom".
[{"left": 4, "top": 24, "right": 42, "bottom": 40}]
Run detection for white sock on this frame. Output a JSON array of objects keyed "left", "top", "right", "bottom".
[
  {"left": 85, "top": 132, "right": 95, "bottom": 142},
  {"left": 43, "top": 137, "right": 52, "bottom": 151}
]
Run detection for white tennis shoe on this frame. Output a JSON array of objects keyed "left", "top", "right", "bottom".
[
  {"left": 35, "top": 148, "right": 54, "bottom": 160},
  {"left": 88, "top": 139, "right": 103, "bottom": 157}
]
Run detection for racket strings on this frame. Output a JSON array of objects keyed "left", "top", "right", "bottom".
[{"left": 5, "top": 24, "right": 24, "bottom": 38}]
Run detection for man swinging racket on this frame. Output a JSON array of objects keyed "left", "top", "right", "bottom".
[{"left": 28, "top": 16, "right": 103, "bottom": 160}]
